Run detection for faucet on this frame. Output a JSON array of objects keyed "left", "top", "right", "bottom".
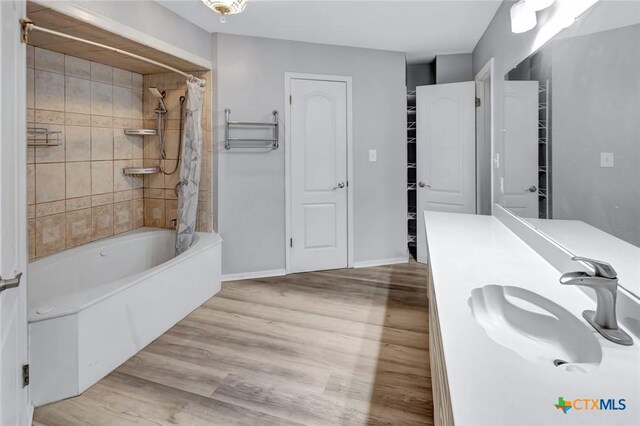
[{"left": 560, "top": 256, "right": 633, "bottom": 346}]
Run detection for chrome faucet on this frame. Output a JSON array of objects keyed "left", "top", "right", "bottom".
[{"left": 560, "top": 256, "right": 633, "bottom": 346}]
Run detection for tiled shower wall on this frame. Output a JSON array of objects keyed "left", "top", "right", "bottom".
[
  {"left": 27, "top": 46, "right": 145, "bottom": 259},
  {"left": 142, "top": 71, "right": 213, "bottom": 233}
]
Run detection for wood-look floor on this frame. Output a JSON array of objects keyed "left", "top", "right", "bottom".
[{"left": 33, "top": 261, "right": 432, "bottom": 426}]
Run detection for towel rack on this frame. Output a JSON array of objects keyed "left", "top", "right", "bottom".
[
  {"left": 27, "top": 127, "right": 62, "bottom": 147},
  {"left": 225, "top": 108, "right": 279, "bottom": 150}
]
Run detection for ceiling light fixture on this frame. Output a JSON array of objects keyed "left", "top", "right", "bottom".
[
  {"left": 511, "top": 0, "right": 537, "bottom": 34},
  {"left": 526, "top": 0, "right": 556, "bottom": 12},
  {"left": 201, "top": 0, "right": 247, "bottom": 23}
]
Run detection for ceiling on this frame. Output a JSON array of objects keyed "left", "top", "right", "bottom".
[
  {"left": 155, "top": 0, "right": 502, "bottom": 63},
  {"left": 27, "top": 1, "right": 204, "bottom": 74}
]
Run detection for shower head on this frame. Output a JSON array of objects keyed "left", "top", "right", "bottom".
[
  {"left": 148, "top": 87, "right": 165, "bottom": 99},
  {"left": 149, "top": 87, "right": 166, "bottom": 112}
]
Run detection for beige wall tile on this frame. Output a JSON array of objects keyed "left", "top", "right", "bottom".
[
  {"left": 27, "top": 45, "right": 34, "bottom": 68},
  {"left": 132, "top": 90, "right": 143, "bottom": 119},
  {"left": 113, "top": 68, "right": 132, "bottom": 88},
  {"left": 91, "top": 62, "right": 112, "bottom": 84},
  {"left": 35, "top": 213, "right": 65, "bottom": 257},
  {"left": 145, "top": 198, "right": 165, "bottom": 228},
  {"left": 92, "top": 204, "right": 113, "bottom": 240},
  {"left": 90, "top": 81, "right": 113, "bottom": 116},
  {"left": 65, "top": 76, "right": 91, "bottom": 114},
  {"left": 28, "top": 219, "right": 35, "bottom": 260},
  {"left": 91, "top": 161, "right": 114, "bottom": 194},
  {"left": 91, "top": 127, "right": 113, "bottom": 160},
  {"left": 34, "top": 124, "right": 65, "bottom": 163},
  {"left": 27, "top": 205, "right": 35, "bottom": 220},
  {"left": 65, "top": 56, "right": 91, "bottom": 79},
  {"left": 165, "top": 199, "right": 177, "bottom": 229},
  {"left": 92, "top": 192, "right": 114, "bottom": 207},
  {"left": 66, "top": 161, "right": 91, "bottom": 198},
  {"left": 113, "top": 86, "right": 132, "bottom": 118},
  {"left": 132, "top": 73, "right": 143, "bottom": 90},
  {"left": 113, "top": 160, "right": 132, "bottom": 191},
  {"left": 27, "top": 68, "right": 35, "bottom": 109},
  {"left": 113, "top": 201, "right": 133, "bottom": 234},
  {"left": 133, "top": 198, "right": 144, "bottom": 228},
  {"left": 35, "top": 47, "right": 64, "bottom": 74},
  {"left": 65, "top": 125, "right": 91, "bottom": 161},
  {"left": 91, "top": 115, "right": 113, "bottom": 128},
  {"left": 35, "top": 163, "right": 65, "bottom": 203},
  {"left": 27, "top": 164, "right": 35, "bottom": 205},
  {"left": 114, "top": 190, "right": 132, "bottom": 203},
  {"left": 66, "top": 208, "right": 92, "bottom": 248},
  {"left": 35, "top": 110, "right": 65, "bottom": 125},
  {"left": 66, "top": 196, "right": 91, "bottom": 211},
  {"left": 35, "top": 200, "right": 65, "bottom": 217},
  {"left": 35, "top": 71, "right": 65, "bottom": 112},
  {"left": 113, "top": 132, "right": 133, "bottom": 160},
  {"left": 65, "top": 112, "right": 91, "bottom": 127}
]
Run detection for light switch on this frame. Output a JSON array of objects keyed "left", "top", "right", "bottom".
[
  {"left": 369, "top": 149, "right": 377, "bottom": 162},
  {"left": 600, "top": 152, "right": 614, "bottom": 168}
]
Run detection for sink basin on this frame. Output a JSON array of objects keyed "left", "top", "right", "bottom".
[{"left": 469, "top": 285, "right": 602, "bottom": 373}]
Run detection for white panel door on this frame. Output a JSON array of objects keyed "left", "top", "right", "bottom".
[
  {"left": 0, "top": 1, "right": 29, "bottom": 424},
  {"left": 290, "top": 79, "right": 348, "bottom": 273},
  {"left": 416, "top": 82, "right": 476, "bottom": 264},
  {"left": 503, "top": 81, "right": 539, "bottom": 218}
]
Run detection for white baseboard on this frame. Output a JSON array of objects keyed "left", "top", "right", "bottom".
[
  {"left": 222, "top": 269, "right": 286, "bottom": 282},
  {"left": 353, "top": 257, "right": 408, "bottom": 268}
]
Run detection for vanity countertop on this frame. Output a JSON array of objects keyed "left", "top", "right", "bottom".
[{"left": 424, "top": 211, "right": 640, "bottom": 426}]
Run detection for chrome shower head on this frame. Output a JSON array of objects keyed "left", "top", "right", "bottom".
[{"left": 149, "top": 87, "right": 166, "bottom": 112}]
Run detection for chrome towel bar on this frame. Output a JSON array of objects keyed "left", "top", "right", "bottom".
[{"left": 225, "top": 109, "right": 279, "bottom": 150}]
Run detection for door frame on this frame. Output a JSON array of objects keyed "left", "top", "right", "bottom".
[
  {"left": 1, "top": 0, "right": 30, "bottom": 423},
  {"left": 474, "top": 58, "right": 496, "bottom": 214},
  {"left": 284, "top": 72, "right": 354, "bottom": 274}
]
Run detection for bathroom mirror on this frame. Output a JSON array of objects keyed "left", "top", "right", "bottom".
[{"left": 502, "top": 1, "right": 640, "bottom": 297}]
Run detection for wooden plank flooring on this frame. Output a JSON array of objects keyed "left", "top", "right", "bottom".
[{"left": 33, "top": 261, "right": 432, "bottom": 426}]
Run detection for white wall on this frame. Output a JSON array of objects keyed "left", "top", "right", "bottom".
[
  {"left": 552, "top": 24, "right": 640, "bottom": 246},
  {"left": 214, "top": 34, "right": 407, "bottom": 275},
  {"left": 435, "top": 53, "right": 473, "bottom": 84}
]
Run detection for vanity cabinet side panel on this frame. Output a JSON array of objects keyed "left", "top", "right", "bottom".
[{"left": 429, "top": 269, "right": 455, "bottom": 425}]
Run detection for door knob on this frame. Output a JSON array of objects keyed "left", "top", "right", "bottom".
[
  {"left": 419, "top": 181, "right": 430, "bottom": 188},
  {"left": 525, "top": 185, "right": 537, "bottom": 193},
  {"left": 332, "top": 182, "right": 345, "bottom": 190}
]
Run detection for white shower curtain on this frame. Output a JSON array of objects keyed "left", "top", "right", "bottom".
[{"left": 175, "top": 79, "right": 205, "bottom": 255}]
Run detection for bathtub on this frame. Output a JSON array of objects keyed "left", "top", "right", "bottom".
[{"left": 28, "top": 227, "right": 222, "bottom": 406}]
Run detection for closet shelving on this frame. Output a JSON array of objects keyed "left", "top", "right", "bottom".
[
  {"left": 538, "top": 80, "right": 550, "bottom": 219},
  {"left": 407, "top": 89, "right": 417, "bottom": 259}
]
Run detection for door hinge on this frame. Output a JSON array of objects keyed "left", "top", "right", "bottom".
[
  {"left": 290, "top": 238, "right": 293, "bottom": 248},
  {"left": 0, "top": 272, "right": 22, "bottom": 294},
  {"left": 289, "top": 95, "right": 292, "bottom": 104},
  {"left": 475, "top": 97, "right": 481, "bottom": 107},
  {"left": 22, "top": 364, "right": 29, "bottom": 387}
]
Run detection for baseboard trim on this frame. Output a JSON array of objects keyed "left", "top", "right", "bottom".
[
  {"left": 353, "top": 257, "right": 408, "bottom": 268},
  {"left": 222, "top": 269, "right": 286, "bottom": 282}
]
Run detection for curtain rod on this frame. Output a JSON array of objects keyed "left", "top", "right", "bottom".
[{"left": 20, "top": 19, "right": 206, "bottom": 87}]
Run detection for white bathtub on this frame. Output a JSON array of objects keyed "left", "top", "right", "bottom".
[{"left": 28, "top": 227, "right": 222, "bottom": 406}]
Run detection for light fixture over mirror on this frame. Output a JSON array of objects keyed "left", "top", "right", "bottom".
[
  {"left": 202, "top": 0, "right": 248, "bottom": 23},
  {"left": 511, "top": 0, "right": 537, "bottom": 33}
]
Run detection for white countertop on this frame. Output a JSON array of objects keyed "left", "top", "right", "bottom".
[
  {"left": 424, "top": 211, "right": 640, "bottom": 426},
  {"left": 525, "top": 218, "right": 640, "bottom": 299}
]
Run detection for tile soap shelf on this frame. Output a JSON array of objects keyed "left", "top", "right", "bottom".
[
  {"left": 123, "top": 167, "right": 161, "bottom": 175},
  {"left": 27, "top": 127, "right": 62, "bottom": 147},
  {"left": 124, "top": 129, "right": 157, "bottom": 136}
]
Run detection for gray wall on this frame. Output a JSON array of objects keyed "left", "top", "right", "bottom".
[
  {"left": 54, "top": 0, "right": 213, "bottom": 62},
  {"left": 473, "top": 1, "right": 561, "bottom": 207},
  {"left": 407, "top": 62, "right": 435, "bottom": 90},
  {"left": 214, "top": 34, "right": 407, "bottom": 275},
  {"left": 552, "top": 25, "right": 640, "bottom": 246},
  {"left": 435, "top": 53, "right": 473, "bottom": 84}
]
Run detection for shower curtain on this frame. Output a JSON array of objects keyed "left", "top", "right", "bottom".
[{"left": 175, "top": 79, "right": 205, "bottom": 255}]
